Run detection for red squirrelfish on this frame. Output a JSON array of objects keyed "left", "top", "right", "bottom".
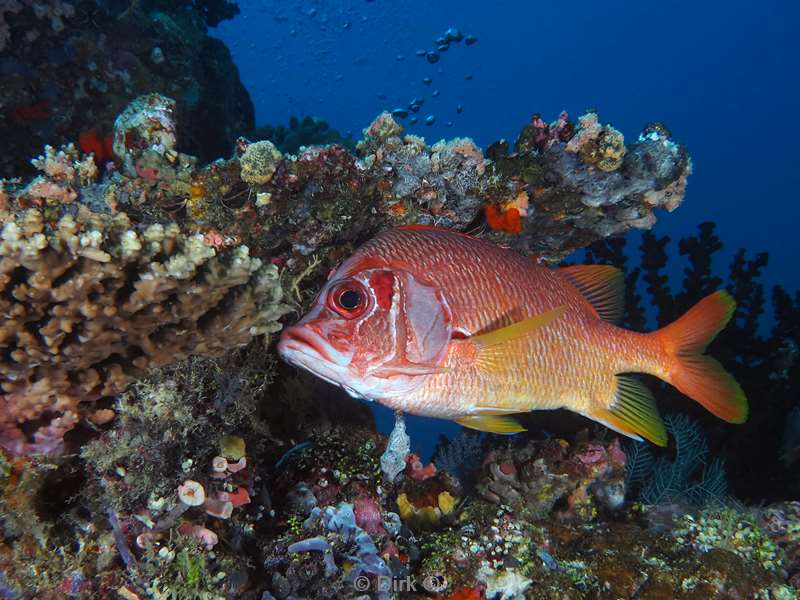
[{"left": 278, "top": 226, "right": 748, "bottom": 445}]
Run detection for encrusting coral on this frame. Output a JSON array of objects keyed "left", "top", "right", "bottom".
[{"left": 477, "top": 437, "right": 627, "bottom": 521}]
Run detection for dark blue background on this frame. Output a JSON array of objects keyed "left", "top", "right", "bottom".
[{"left": 214, "top": 1, "right": 800, "bottom": 459}]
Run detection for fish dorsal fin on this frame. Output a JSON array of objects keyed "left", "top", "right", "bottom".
[
  {"left": 456, "top": 414, "right": 526, "bottom": 434},
  {"left": 559, "top": 265, "right": 625, "bottom": 324},
  {"left": 470, "top": 306, "right": 566, "bottom": 348},
  {"left": 584, "top": 375, "right": 667, "bottom": 446},
  {"left": 396, "top": 224, "right": 480, "bottom": 241}
]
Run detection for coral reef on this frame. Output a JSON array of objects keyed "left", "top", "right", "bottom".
[
  {"left": 251, "top": 114, "right": 356, "bottom": 155},
  {"left": 2, "top": 84, "right": 798, "bottom": 598},
  {"left": 0, "top": 96, "right": 290, "bottom": 455},
  {"left": 489, "top": 111, "right": 691, "bottom": 260},
  {"left": 674, "top": 507, "right": 783, "bottom": 573},
  {"left": 0, "top": 203, "right": 285, "bottom": 455},
  {"left": 0, "top": 95, "right": 695, "bottom": 458},
  {"left": 477, "top": 437, "right": 627, "bottom": 522},
  {"left": 3, "top": 392, "right": 798, "bottom": 598}
]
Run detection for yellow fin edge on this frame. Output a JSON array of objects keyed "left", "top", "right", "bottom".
[
  {"left": 584, "top": 375, "right": 667, "bottom": 446},
  {"left": 456, "top": 415, "right": 526, "bottom": 435}
]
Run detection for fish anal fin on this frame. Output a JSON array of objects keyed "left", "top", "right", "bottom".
[
  {"left": 470, "top": 306, "right": 566, "bottom": 349},
  {"left": 456, "top": 415, "right": 526, "bottom": 435},
  {"left": 559, "top": 265, "right": 624, "bottom": 324},
  {"left": 584, "top": 375, "right": 667, "bottom": 446}
]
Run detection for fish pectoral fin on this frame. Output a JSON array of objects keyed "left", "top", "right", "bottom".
[
  {"left": 464, "top": 306, "right": 566, "bottom": 375},
  {"left": 470, "top": 305, "right": 566, "bottom": 349},
  {"left": 370, "top": 361, "right": 448, "bottom": 378},
  {"left": 584, "top": 375, "right": 667, "bottom": 446},
  {"left": 456, "top": 414, "right": 526, "bottom": 435}
]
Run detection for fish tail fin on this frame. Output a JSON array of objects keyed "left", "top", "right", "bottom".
[{"left": 654, "top": 290, "right": 748, "bottom": 424}]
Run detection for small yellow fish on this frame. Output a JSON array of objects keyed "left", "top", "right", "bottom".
[{"left": 278, "top": 226, "right": 747, "bottom": 445}]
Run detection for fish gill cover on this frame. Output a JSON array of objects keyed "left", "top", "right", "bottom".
[{"left": 0, "top": 1, "right": 798, "bottom": 599}]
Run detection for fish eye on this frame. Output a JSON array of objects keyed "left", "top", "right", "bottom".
[
  {"left": 327, "top": 281, "right": 368, "bottom": 318},
  {"left": 338, "top": 289, "right": 361, "bottom": 310}
]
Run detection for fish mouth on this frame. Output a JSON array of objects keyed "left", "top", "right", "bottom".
[{"left": 278, "top": 325, "right": 352, "bottom": 367}]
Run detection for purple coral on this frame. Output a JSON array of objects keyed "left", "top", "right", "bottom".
[
  {"left": 354, "top": 495, "right": 386, "bottom": 536},
  {"left": 288, "top": 536, "right": 338, "bottom": 577}
]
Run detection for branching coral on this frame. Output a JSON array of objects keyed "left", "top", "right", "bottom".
[{"left": 0, "top": 204, "right": 287, "bottom": 454}]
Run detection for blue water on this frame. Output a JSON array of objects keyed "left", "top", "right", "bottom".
[{"left": 214, "top": 0, "right": 800, "bottom": 459}]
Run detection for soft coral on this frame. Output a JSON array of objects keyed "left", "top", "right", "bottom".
[{"left": 485, "top": 205, "right": 522, "bottom": 235}]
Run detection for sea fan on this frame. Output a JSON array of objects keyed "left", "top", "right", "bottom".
[
  {"left": 626, "top": 413, "right": 729, "bottom": 507},
  {"left": 687, "top": 457, "right": 729, "bottom": 506},
  {"left": 624, "top": 440, "right": 654, "bottom": 491},
  {"left": 432, "top": 431, "right": 484, "bottom": 480}
]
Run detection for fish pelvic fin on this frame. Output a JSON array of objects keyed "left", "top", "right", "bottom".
[
  {"left": 655, "top": 290, "right": 748, "bottom": 424},
  {"left": 456, "top": 414, "right": 526, "bottom": 435},
  {"left": 585, "top": 375, "right": 667, "bottom": 446}
]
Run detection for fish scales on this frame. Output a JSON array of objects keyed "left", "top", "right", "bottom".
[
  {"left": 355, "top": 228, "right": 653, "bottom": 415},
  {"left": 279, "top": 226, "right": 748, "bottom": 444}
]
